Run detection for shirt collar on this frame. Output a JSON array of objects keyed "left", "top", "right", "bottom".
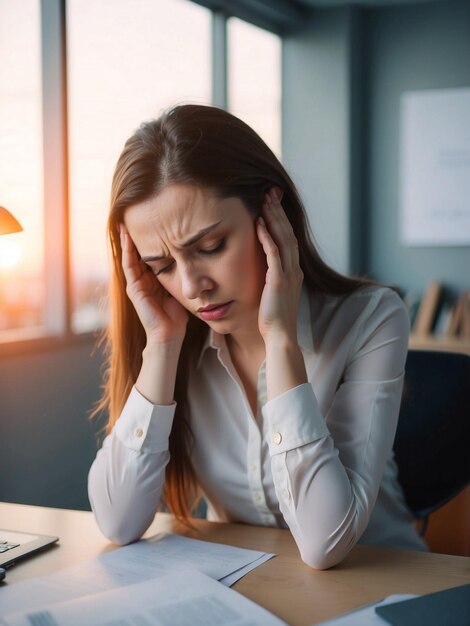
[{"left": 195, "top": 287, "right": 314, "bottom": 369}]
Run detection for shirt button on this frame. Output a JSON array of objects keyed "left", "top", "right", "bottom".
[
  {"left": 254, "top": 492, "right": 261, "bottom": 502},
  {"left": 251, "top": 463, "right": 257, "bottom": 472},
  {"left": 272, "top": 432, "right": 282, "bottom": 445},
  {"left": 283, "top": 488, "right": 291, "bottom": 501},
  {"left": 135, "top": 428, "right": 144, "bottom": 438}
]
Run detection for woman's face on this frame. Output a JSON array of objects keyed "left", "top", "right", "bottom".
[{"left": 124, "top": 184, "right": 267, "bottom": 336}]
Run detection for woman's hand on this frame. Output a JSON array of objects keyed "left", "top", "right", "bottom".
[
  {"left": 256, "top": 188, "right": 304, "bottom": 345},
  {"left": 257, "top": 188, "right": 307, "bottom": 400},
  {"left": 120, "top": 225, "right": 189, "bottom": 346}
]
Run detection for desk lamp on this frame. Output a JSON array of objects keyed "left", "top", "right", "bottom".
[{"left": 0, "top": 205, "right": 23, "bottom": 236}]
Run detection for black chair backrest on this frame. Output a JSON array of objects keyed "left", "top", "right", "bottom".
[{"left": 393, "top": 350, "right": 470, "bottom": 519}]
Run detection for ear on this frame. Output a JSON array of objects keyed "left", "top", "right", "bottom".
[{"left": 272, "top": 186, "right": 284, "bottom": 202}]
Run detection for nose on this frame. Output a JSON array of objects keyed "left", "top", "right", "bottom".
[{"left": 179, "top": 261, "right": 213, "bottom": 300}]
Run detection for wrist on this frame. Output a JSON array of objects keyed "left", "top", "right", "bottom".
[
  {"left": 264, "top": 331, "right": 299, "bottom": 353},
  {"left": 137, "top": 340, "right": 183, "bottom": 406},
  {"left": 143, "top": 336, "right": 184, "bottom": 359},
  {"left": 265, "top": 335, "right": 307, "bottom": 401}
]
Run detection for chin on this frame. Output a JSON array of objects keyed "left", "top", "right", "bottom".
[
  {"left": 203, "top": 320, "right": 237, "bottom": 335},
  {"left": 211, "top": 313, "right": 258, "bottom": 337}
]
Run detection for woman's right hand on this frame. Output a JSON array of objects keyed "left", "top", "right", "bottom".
[{"left": 120, "top": 225, "right": 189, "bottom": 345}]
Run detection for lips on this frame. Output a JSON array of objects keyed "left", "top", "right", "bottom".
[
  {"left": 197, "top": 302, "right": 230, "bottom": 313},
  {"left": 197, "top": 301, "right": 233, "bottom": 321}
]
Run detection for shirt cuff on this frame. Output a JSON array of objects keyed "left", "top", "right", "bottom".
[
  {"left": 114, "top": 386, "right": 176, "bottom": 453},
  {"left": 262, "top": 383, "right": 329, "bottom": 455}
]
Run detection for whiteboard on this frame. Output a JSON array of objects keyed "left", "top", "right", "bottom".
[{"left": 400, "top": 88, "right": 470, "bottom": 246}]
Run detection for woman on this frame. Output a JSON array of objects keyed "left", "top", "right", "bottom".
[{"left": 88, "top": 104, "right": 427, "bottom": 569}]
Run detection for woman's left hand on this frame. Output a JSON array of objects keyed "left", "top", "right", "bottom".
[{"left": 257, "top": 188, "right": 304, "bottom": 345}]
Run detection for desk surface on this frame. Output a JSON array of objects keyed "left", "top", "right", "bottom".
[{"left": 1, "top": 502, "right": 469, "bottom": 625}]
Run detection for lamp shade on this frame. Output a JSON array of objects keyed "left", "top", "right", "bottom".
[{"left": 0, "top": 205, "right": 23, "bottom": 235}]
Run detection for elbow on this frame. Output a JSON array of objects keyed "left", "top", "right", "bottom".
[
  {"left": 93, "top": 509, "right": 145, "bottom": 546},
  {"left": 102, "top": 523, "right": 142, "bottom": 547},
  {"left": 89, "top": 491, "right": 147, "bottom": 547},
  {"left": 90, "top": 497, "right": 156, "bottom": 546},
  {"left": 300, "top": 549, "right": 339, "bottom": 571},
  {"left": 88, "top": 462, "right": 153, "bottom": 546},
  {"left": 298, "top": 537, "right": 355, "bottom": 570}
]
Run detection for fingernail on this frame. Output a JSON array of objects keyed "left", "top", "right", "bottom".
[{"left": 258, "top": 216, "right": 266, "bottom": 227}]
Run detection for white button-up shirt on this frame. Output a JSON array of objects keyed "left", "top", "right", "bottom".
[{"left": 88, "top": 286, "right": 427, "bottom": 568}]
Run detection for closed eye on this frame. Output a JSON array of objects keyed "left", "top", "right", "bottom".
[
  {"left": 153, "top": 239, "right": 226, "bottom": 276},
  {"left": 200, "top": 239, "right": 225, "bottom": 255},
  {"left": 154, "top": 261, "right": 174, "bottom": 276}
]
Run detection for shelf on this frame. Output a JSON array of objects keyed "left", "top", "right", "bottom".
[{"left": 409, "top": 335, "right": 470, "bottom": 355}]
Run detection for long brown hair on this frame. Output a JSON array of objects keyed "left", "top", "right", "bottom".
[{"left": 94, "top": 104, "right": 375, "bottom": 522}]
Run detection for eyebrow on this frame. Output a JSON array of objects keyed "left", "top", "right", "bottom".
[{"left": 141, "top": 220, "right": 223, "bottom": 262}]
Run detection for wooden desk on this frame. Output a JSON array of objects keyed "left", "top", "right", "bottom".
[{"left": 1, "top": 502, "right": 469, "bottom": 625}]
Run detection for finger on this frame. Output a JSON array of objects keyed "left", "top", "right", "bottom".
[
  {"left": 257, "top": 216, "right": 284, "bottom": 283},
  {"left": 120, "top": 225, "right": 147, "bottom": 286},
  {"left": 120, "top": 226, "right": 137, "bottom": 274},
  {"left": 263, "top": 190, "right": 295, "bottom": 246},
  {"left": 268, "top": 188, "right": 297, "bottom": 245},
  {"left": 269, "top": 189, "right": 300, "bottom": 271},
  {"left": 262, "top": 191, "right": 299, "bottom": 273}
]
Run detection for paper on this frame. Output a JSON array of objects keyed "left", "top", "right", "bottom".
[
  {"left": 315, "top": 594, "right": 417, "bottom": 625},
  {"left": 2, "top": 569, "right": 288, "bottom": 626},
  {"left": 400, "top": 87, "right": 470, "bottom": 246},
  {"left": 219, "top": 552, "right": 273, "bottom": 586},
  {"left": 0, "top": 533, "right": 274, "bottom": 618}
]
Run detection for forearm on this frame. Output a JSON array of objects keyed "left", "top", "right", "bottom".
[
  {"left": 88, "top": 433, "right": 169, "bottom": 545},
  {"left": 264, "top": 339, "right": 363, "bottom": 568},
  {"left": 264, "top": 378, "right": 402, "bottom": 569},
  {"left": 275, "top": 434, "right": 363, "bottom": 569},
  {"left": 265, "top": 335, "right": 307, "bottom": 401},
  {"left": 136, "top": 339, "right": 183, "bottom": 405},
  {"left": 88, "top": 387, "right": 176, "bottom": 545}
]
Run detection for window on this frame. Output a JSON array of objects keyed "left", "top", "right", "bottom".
[
  {"left": 228, "top": 17, "right": 281, "bottom": 157},
  {"left": 0, "top": 1, "right": 283, "bottom": 345},
  {"left": 67, "top": 0, "right": 211, "bottom": 332},
  {"left": 0, "top": 0, "right": 44, "bottom": 339}
]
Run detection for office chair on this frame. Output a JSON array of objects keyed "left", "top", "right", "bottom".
[{"left": 393, "top": 349, "right": 470, "bottom": 539}]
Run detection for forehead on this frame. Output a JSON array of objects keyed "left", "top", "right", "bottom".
[
  {"left": 125, "top": 184, "right": 219, "bottom": 227},
  {"left": 123, "top": 184, "right": 249, "bottom": 254}
]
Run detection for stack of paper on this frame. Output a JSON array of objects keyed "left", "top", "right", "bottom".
[
  {"left": 0, "top": 533, "right": 285, "bottom": 625},
  {"left": 2, "top": 570, "right": 286, "bottom": 626}
]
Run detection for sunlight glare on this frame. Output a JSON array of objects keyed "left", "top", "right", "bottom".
[{"left": 0, "top": 236, "right": 23, "bottom": 271}]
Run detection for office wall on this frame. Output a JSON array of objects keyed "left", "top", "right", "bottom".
[
  {"left": 283, "top": 0, "right": 470, "bottom": 294},
  {"left": 282, "top": 8, "right": 364, "bottom": 276},
  {"left": 0, "top": 339, "right": 104, "bottom": 510},
  {"left": 366, "top": 0, "right": 470, "bottom": 294}
]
